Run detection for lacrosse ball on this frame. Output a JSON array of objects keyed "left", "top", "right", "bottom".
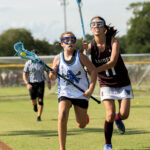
[{"left": 20, "top": 52, "right": 26, "bottom": 56}]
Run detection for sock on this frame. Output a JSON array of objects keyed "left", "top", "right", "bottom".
[
  {"left": 34, "top": 104, "right": 37, "bottom": 108},
  {"left": 104, "top": 120, "right": 113, "bottom": 144},
  {"left": 115, "top": 113, "right": 121, "bottom": 121},
  {"left": 33, "top": 104, "right": 38, "bottom": 112}
]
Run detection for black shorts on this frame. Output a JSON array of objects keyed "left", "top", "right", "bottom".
[
  {"left": 29, "top": 81, "right": 45, "bottom": 100},
  {"left": 58, "top": 96, "right": 89, "bottom": 109}
]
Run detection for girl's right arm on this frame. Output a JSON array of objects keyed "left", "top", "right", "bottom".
[
  {"left": 82, "top": 41, "right": 92, "bottom": 55},
  {"left": 49, "top": 54, "right": 59, "bottom": 81}
]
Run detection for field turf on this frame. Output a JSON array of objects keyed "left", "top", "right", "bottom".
[{"left": 0, "top": 87, "right": 150, "bottom": 150}]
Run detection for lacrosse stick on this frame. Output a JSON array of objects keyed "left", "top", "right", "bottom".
[
  {"left": 76, "top": 0, "right": 88, "bottom": 58},
  {"left": 14, "top": 41, "right": 101, "bottom": 104}
]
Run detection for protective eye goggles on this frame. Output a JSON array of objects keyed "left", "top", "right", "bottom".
[
  {"left": 61, "top": 36, "right": 76, "bottom": 45},
  {"left": 90, "top": 20, "right": 104, "bottom": 28}
]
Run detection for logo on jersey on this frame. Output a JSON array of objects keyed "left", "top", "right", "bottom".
[
  {"left": 62, "top": 70, "right": 81, "bottom": 85},
  {"left": 95, "top": 56, "right": 110, "bottom": 64},
  {"left": 67, "top": 70, "right": 81, "bottom": 85}
]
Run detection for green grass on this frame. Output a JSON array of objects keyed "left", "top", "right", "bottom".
[{"left": 0, "top": 87, "right": 150, "bottom": 150}]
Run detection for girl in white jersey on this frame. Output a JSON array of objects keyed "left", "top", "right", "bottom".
[{"left": 49, "top": 31, "right": 97, "bottom": 150}]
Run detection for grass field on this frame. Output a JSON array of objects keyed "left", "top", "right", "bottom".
[{"left": 0, "top": 86, "right": 150, "bottom": 150}]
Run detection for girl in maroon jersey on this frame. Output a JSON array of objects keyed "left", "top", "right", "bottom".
[{"left": 82, "top": 16, "right": 133, "bottom": 150}]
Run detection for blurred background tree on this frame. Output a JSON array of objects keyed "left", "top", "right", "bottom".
[
  {"left": 126, "top": 2, "right": 150, "bottom": 53},
  {"left": 0, "top": 28, "right": 34, "bottom": 56},
  {"left": 0, "top": 1, "right": 150, "bottom": 56}
]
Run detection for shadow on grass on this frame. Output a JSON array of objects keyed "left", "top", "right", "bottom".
[
  {"left": 0, "top": 130, "right": 58, "bottom": 137},
  {"left": 1, "top": 127, "right": 149, "bottom": 138},
  {"left": 0, "top": 95, "right": 28, "bottom": 98},
  {"left": 51, "top": 117, "right": 102, "bottom": 121},
  {"left": 0, "top": 128, "right": 103, "bottom": 137},
  {"left": 67, "top": 127, "right": 103, "bottom": 135},
  {"left": 120, "top": 147, "right": 150, "bottom": 150},
  {"left": 131, "top": 105, "right": 150, "bottom": 108},
  {"left": 114, "top": 128, "right": 150, "bottom": 135},
  {"left": 0, "top": 95, "right": 28, "bottom": 103},
  {"left": 1, "top": 127, "right": 150, "bottom": 137},
  {"left": 142, "top": 147, "right": 150, "bottom": 150}
]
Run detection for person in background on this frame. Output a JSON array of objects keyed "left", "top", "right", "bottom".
[
  {"left": 1, "top": 72, "right": 8, "bottom": 86},
  {"left": 82, "top": 16, "right": 133, "bottom": 150},
  {"left": 23, "top": 49, "right": 51, "bottom": 121},
  {"left": 49, "top": 31, "right": 97, "bottom": 150}
]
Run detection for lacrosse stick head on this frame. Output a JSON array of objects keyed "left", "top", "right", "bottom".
[{"left": 14, "top": 41, "right": 40, "bottom": 63}]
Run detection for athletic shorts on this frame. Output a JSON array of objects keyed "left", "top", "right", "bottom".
[
  {"left": 100, "top": 84, "right": 133, "bottom": 101},
  {"left": 58, "top": 96, "right": 89, "bottom": 109},
  {"left": 29, "top": 81, "right": 45, "bottom": 100}
]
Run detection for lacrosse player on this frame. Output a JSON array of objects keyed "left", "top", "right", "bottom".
[
  {"left": 49, "top": 31, "right": 97, "bottom": 150},
  {"left": 82, "top": 16, "right": 133, "bottom": 150}
]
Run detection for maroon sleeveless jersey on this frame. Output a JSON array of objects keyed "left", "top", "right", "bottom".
[{"left": 91, "top": 37, "right": 130, "bottom": 87}]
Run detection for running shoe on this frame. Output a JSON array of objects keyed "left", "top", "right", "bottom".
[
  {"left": 104, "top": 144, "right": 112, "bottom": 150},
  {"left": 115, "top": 120, "right": 125, "bottom": 134},
  {"left": 37, "top": 116, "right": 41, "bottom": 121}
]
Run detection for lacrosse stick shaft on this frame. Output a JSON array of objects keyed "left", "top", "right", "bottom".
[
  {"left": 78, "top": 5, "right": 86, "bottom": 40},
  {"left": 13, "top": 41, "right": 100, "bottom": 104},
  {"left": 76, "top": 1, "right": 88, "bottom": 58},
  {"left": 40, "top": 61, "right": 100, "bottom": 104}
]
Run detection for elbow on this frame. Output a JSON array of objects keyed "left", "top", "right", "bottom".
[{"left": 109, "top": 63, "right": 115, "bottom": 69}]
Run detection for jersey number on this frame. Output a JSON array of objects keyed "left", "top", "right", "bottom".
[{"left": 105, "top": 67, "right": 116, "bottom": 76}]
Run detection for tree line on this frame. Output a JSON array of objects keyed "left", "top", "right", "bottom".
[{"left": 0, "top": 2, "right": 150, "bottom": 56}]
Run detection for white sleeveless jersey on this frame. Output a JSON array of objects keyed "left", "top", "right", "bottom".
[{"left": 58, "top": 50, "right": 89, "bottom": 100}]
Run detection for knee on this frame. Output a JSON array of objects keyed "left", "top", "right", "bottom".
[
  {"left": 76, "top": 118, "right": 87, "bottom": 128},
  {"left": 38, "top": 99, "right": 43, "bottom": 106},
  {"left": 77, "top": 122, "right": 86, "bottom": 128},
  {"left": 120, "top": 112, "right": 129, "bottom": 120},
  {"left": 106, "top": 113, "right": 116, "bottom": 122}
]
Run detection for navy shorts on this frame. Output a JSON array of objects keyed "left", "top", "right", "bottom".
[
  {"left": 58, "top": 96, "right": 89, "bottom": 109},
  {"left": 29, "top": 81, "right": 45, "bottom": 100}
]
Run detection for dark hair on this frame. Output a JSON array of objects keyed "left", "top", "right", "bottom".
[
  {"left": 31, "top": 49, "right": 38, "bottom": 54},
  {"left": 90, "top": 16, "right": 118, "bottom": 37}
]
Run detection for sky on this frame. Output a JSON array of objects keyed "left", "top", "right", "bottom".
[{"left": 0, "top": 0, "right": 149, "bottom": 43}]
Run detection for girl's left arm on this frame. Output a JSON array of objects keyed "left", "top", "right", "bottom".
[{"left": 97, "top": 37, "right": 120, "bottom": 73}]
